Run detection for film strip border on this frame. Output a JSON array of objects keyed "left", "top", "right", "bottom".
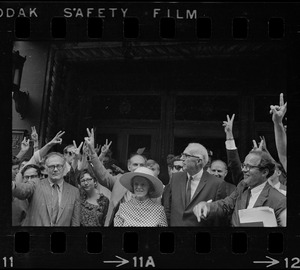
[
  {"left": 1, "top": 229, "right": 292, "bottom": 268},
  {"left": 0, "top": 3, "right": 299, "bottom": 41},
  {"left": 1, "top": 2, "right": 300, "bottom": 269},
  {"left": 12, "top": 16, "right": 285, "bottom": 40}
]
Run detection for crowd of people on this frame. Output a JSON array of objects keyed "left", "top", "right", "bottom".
[{"left": 11, "top": 93, "right": 287, "bottom": 227}]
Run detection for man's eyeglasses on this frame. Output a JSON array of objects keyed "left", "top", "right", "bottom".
[
  {"left": 172, "top": 165, "right": 183, "bottom": 171},
  {"left": 80, "top": 178, "right": 93, "bottom": 184},
  {"left": 47, "top": 164, "right": 64, "bottom": 171},
  {"left": 64, "top": 151, "right": 73, "bottom": 156},
  {"left": 181, "top": 153, "right": 202, "bottom": 160},
  {"left": 241, "top": 163, "right": 261, "bottom": 171},
  {"left": 24, "top": 174, "right": 39, "bottom": 180}
]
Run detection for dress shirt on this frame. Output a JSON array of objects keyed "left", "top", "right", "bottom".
[
  {"left": 187, "top": 169, "right": 204, "bottom": 200},
  {"left": 247, "top": 181, "right": 267, "bottom": 209},
  {"left": 48, "top": 179, "right": 63, "bottom": 206},
  {"left": 225, "top": 139, "right": 237, "bottom": 150}
]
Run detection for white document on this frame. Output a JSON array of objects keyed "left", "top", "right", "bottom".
[{"left": 238, "top": 206, "right": 277, "bottom": 227}]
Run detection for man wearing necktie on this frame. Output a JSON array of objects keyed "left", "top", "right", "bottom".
[
  {"left": 163, "top": 143, "right": 227, "bottom": 226},
  {"left": 193, "top": 150, "right": 286, "bottom": 227},
  {"left": 12, "top": 152, "right": 80, "bottom": 226}
]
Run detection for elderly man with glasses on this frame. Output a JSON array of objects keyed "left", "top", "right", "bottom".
[
  {"left": 12, "top": 152, "right": 80, "bottom": 226},
  {"left": 193, "top": 150, "right": 286, "bottom": 227},
  {"left": 163, "top": 143, "right": 227, "bottom": 226}
]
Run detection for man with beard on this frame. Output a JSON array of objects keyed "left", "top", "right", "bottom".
[{"left": 193, "top": 150, "right": 286, "bottom": 227}]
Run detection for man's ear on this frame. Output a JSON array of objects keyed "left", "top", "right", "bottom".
[{"left": 224, "top": 170, "right": 228, "bottom": 177}]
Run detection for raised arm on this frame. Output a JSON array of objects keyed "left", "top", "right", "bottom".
[
  {"left": 38, "top": 130, "right": 65, "bottom": 159},
  {"left": 15, "top": 137, "right": 30, "bottom": 160},
  {"left": 223, "top": 114, "right": 243, "bottom": 185},
  {"left": 71, "top": 140, "right": 83, "bottom": 170},
  {"left": 12, "top": 178, "right": 39, "bottom": 200},
  {"left": 85, "top": 128, "right": 116, "bottom": 191},
  {"left": 98, "top": 139, "right": 112, "bottom": 162},
  {"left": 31, "top": 126, "right": 39, "bottom": 153},
  {"left": 270, "top": 93, "right": 287, "bottom": 172}
]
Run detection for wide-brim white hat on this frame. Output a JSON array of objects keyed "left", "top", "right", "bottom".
[{"left": 119, "top": 167, "right": 164, "bottom": 198}]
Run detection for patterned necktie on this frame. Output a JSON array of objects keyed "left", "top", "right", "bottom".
[
  {"left": 186, "top": 176, "right": 193, "bottom": 206},
  {"left": 51, "top": 184, "right": 59, "bottom": 225},
  {"left": 245, "top": 187, "right": 251, "bottom": 209}
]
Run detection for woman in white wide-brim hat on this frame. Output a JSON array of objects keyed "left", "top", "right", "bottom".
[{"left": 114, "top": 167, "right": 167, "bottom": 227}]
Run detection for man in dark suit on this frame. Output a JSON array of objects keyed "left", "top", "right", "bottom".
[
  {"left": 163, "top": 143, "right": 227, "bottom": 227},
  {"left": 12, "top": 152, "right": 80, "bottom": 226},
  {"left": 193, "top": 150, "right": 286, "bottom": 227},
  {"left": 209, "top": 159, "right": 236, "bottom": 196}
]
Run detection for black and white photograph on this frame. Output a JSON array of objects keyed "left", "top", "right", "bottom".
[{"left": 1, "top": 1, "right": 300, "bottom": 269}]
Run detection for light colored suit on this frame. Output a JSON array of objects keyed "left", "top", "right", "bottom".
[{"left": 13, "top": 178, "right": 80, "bottom": 226}]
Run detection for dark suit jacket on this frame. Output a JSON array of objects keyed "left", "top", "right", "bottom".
[
  {"left": 13, "top": 178, "right": 80, "bottom": 226},
  {"left": 209, "top": 181, "right": 286, "bottom": 226},
  {"left": 164, "top": 170, "right": 227, "bottom": 226}
]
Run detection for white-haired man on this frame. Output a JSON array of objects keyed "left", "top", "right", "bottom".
[{"left": 164, "top": 143, "right": 227, "bottom": 226}]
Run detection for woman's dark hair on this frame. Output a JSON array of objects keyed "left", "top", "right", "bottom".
[
  {"left": 20, "top": 164, "right": 41, "bottom": 177},
  {"left": 78, "top": 169, "right": 96, "bottom": 184},
  {"left": 249, "top": 150, "right": 275, "bottom": 178}
]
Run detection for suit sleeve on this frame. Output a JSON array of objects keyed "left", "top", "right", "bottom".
[
  {"left": 89, "top": 153, "right": 117, "bottom": 191},
  {"left": 208, "top": 184, "right": 241, "bottom": 220},
  {"left": 162, "top": 179, "right": 172, "bottom": 226},
  {"left": 71, "top": 188, "right": 81, "bottom": 227},
  {"left": 12, "top": 178, "right": 39, "bottom": 200},
  {"left": 226, "top": 149, "right": 243, "bottom": 186}
]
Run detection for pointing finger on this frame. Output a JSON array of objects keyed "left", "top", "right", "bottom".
[{"left": 279, "top": 93, "right": 284, "bottom": 107}]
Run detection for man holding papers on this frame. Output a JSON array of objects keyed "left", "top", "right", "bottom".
[{"left": 193, "top": 150, "right": 286, "bottom": 227}]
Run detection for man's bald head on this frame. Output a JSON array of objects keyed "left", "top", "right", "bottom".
[{"left": 209, "top": 159, "right": 228, "bottom": 180}]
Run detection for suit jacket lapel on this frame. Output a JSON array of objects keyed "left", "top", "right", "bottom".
[
  {"left": 181, "top": 172, "right": 188, "bottom": 208},
  {"left": 41, "top": 180, "right": 52, "bottom": 218},
  {"left": 57, "top": 182, "right": 70, "bottom": 222},
  {"left": 253, "top": 182, "right": 269, "bottom": 208}
]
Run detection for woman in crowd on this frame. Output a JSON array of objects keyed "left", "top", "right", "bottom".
[
  {"left": 114, "top": 167, "right": 167, "bottom": 227},
  {"left": 79, "top": 169, "right": 110, "bottom": 226}
]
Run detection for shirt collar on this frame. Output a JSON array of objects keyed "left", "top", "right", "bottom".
[
  {"left": 187, "top": 169, "right": 204, "bottom": 181},
  {"left": 48, "top": 179, "right": 64, "bottom": 190},
  {"left": 250, "top": 181, "right": 267, "bottom": 196}
]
